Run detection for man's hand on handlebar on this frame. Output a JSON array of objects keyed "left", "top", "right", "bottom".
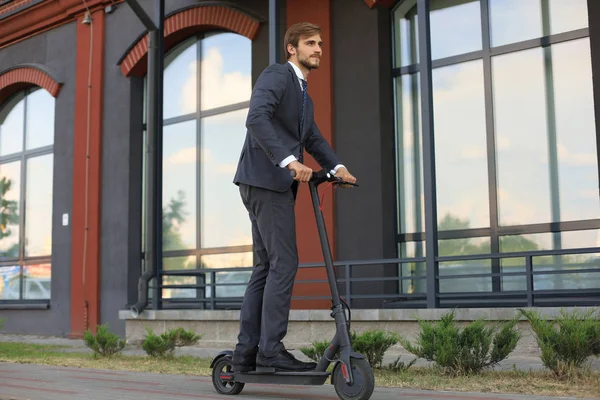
[
  {"left": 334, "top": 167, "right": 357, "bottom": 188},
  {"left": 287, "top": 160, "right": 313, "bottom": 182}
]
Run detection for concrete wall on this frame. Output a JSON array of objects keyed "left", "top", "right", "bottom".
[
  {"left": 332, "top": 0, "right": 398, "bottom": 306},
  {"left": 120, "top": 307, "right": 591, "bottom": 358},
  {"left": 0, "top": 22, "right": 76, "bottom": 336},
  {"left": 100, "top": 0, "right": 272, "bottom": 336}
]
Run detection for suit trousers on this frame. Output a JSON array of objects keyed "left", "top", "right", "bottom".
[{"left": 235, "top": 182, "right": 299, "bottom": 358}]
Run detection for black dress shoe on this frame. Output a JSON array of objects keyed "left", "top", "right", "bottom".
[
  {"left": 232, "top": 351, "right": 257, "bottom": 373},
  {"left": 257, "top": 350, "right": 317, "bottom": 372}
]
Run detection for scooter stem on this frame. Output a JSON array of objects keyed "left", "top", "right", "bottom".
[{"left": 308, "top": 181, "right": 342, "bottom": 308}]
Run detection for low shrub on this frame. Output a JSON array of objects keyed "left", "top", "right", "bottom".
[
  {"left": 142, "top": 327, "right": 202, "bottom": 358},
  {"left": 399, "top": 310, "right": 520, "bottom": 375},
  {"left": 519, "top": 308, "right": 600, "bottom": 378},
  {"left": 300, "top": 339, "right": 330, "bottom": 362},
  {"left": 299, "top": 330, "right": 400, "bottom": 368},
  {"left": 351, "top": 330, "right": 400, "bottom": 369},
  {"left": 83, "top": 323, "right": 126, "bottom": 357}
]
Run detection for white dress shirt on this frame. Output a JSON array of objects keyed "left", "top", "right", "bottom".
[{"left": 279, "top": 61, "right": 345, "bottom": 175}]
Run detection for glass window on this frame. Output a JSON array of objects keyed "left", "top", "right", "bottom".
[
  {"left": 433, "top": 60, "right": 489, "bottom": 230},
  {"left": 399, "top": 241, "right": 426, "bottom": 294},
  {"left": 0, "top": 92, "right": 24, "bottom": 156},
  {"left": 439, "top": 237, "right": 491, "bottom": 293},
  {"left": 201, "top": 33, "right": 252, "bottom": 111},
  {"left": 395, "top": 73, "right": 424, "bottom": 234},
  {"left": 393, "top": 3, "right": 419, "bottom": 67},
  {"left": 552, "top": 38, "right": 599, "bottom": 222},
  {"left": 500, "top": 230, "right": 600, "bottom": 291},
  {"left": 492, "top": 47, "right": 551, "bottom": 226},
  {"left": 200, "top": 109, "right": 251, "bottom": 248},
  {"left": 493, "top": 39, "right": 599, "bottom": 226},
  {"left": 201, "top": 252, "right": 252, "bottom": 298},
  {"left": 25, "top": 154, "right": 53, "bottom": 257},
  {"left": 0, "top": 161, "right": 20, "bottom": 258},
  {"left": 162, "top": 120, "right": 197, "bottom": 251},
  {"left": 0, "top": 88, "right": 54, "bottom": 301},
  {"left": 163, "top": 38, "right": 197, "bottom": 120},
  {"left": 162, "top": 255, "right": 196, "bottom": 299},
  {"left": 145, "top": 32, "right": 252, "bottom": 307},
  {"left": 392, "top": 0, "right": 595, "bottom": 304},
  {"left": 430, "top": 0, "right": 482, "bottom": 60},
  {"left": 489, "top": 0, "right": 588, "bottom": 47}
]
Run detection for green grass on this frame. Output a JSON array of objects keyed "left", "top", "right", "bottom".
[{"left": 0, "top": 342, "right": 599, "bottom": 398}]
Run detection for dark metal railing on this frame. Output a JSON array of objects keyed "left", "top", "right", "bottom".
[{"left": 154, "top": 247, "right": 600, "bottom": 310}]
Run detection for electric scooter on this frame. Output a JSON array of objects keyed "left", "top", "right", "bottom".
[{"left": 210, "top": 170, "right": 375, "bottom": 400}]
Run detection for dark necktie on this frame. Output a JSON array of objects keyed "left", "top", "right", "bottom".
[{"left": 300, "top": 79, "right": 307, "bottom": 134}]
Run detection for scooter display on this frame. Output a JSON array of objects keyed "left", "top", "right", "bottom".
[{"left": 210, "top": 169, "right": 374, "bottom": 400}]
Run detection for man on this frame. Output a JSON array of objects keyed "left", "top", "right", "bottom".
[{"left": 232, "top": 22, "right": 356, "bottom": 372}]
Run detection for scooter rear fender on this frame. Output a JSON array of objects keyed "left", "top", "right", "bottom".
[{"left": 210, "top": 350, "right": 233, "bottom": 368}]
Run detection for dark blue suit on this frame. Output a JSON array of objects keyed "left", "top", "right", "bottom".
[
  {"left": 234, "top": 62, "right": 340, "bottom": 191},
  {"left": 233, "top": 62, "right": 340, "bottom": 359}
]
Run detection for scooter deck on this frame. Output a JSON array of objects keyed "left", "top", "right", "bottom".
[{"left": 221, "top": 369, "right": 330, "bottom": 385}]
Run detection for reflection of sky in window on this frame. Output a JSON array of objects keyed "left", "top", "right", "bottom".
[
  {"left": 160, "top": 33, "right": 252, "bottom": 256},
  {"left": 163, "top": 33, "right": 252, "bottom": 117},
  {"left": 201, "top": 109, "right": 251, "bottom": 249},
  {"left": 395, "top": 2, "right": 597, "bottom": 232},
  {"left": 25, "top": 154, "right": 53, "bottom": 257},
  {"left": 162, "top": 120, "right": 197, "bottom": 250},
  {"left": 489, "top": 0, "right": 588, "bottom": 47},
  {"left": 163, "top": 39, "right": 196, "bottom": 119},
  {"left": 430, "top": 1, "right": 482, "bottom": 60},
  {"left": 0, "top": 91, "right": 54, "bottom": 259},
  {"left": 0, "top": 94, "right": 24, "bottom": 156},
  {"left": 433, "top": 60, "right": 489, "bottom": 229}
]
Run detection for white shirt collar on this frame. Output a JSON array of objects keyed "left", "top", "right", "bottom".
[{"left": 287, "top": 61, "right": 305, "bottom": 87}]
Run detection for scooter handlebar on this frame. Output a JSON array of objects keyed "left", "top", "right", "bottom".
[{"left": 289, "top": 169, "right": 358, "bottom": 187}]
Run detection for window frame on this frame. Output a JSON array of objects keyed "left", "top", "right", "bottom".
[
  {"left": 142, "top": 31, "right": 253, "bottom": 308},
  {"left": 0, "top": 87, "right": 54, "bottom": 303},
  {"left": 392, "top": 0, "right": 598, "bottom": 298}
]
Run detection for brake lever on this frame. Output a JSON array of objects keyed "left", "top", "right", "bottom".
[{"left": 333, "top": 179, "right": 359, "bottom": 187}]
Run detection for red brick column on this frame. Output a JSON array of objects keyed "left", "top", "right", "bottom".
[
  {"left": 287, "top": 0, "right": 336, "bottom": 309},
  {"left": 70, "top": 9, "right": 105, "bottom": 338}
]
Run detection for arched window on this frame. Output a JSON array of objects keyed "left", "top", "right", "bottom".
[
  {"left": 393, "top": 0, "right": 597, "bottom": 297},
  {"left": 0, "top": 88, "right": 54, "bottom": 301},
  {"left": 144, "top": 32, "right": 253, "bottom": 306}
]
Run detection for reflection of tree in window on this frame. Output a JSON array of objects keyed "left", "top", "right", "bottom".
[{"left": 0, "top": 177, "right": 19, "bottom": 258}]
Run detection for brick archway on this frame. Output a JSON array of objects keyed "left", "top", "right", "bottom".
[
  {"left": 0, "top": 64, "right": 62, "bottom": 105},
  {"left": 119, "top": 4, "right": 261, "bottom": 77}
]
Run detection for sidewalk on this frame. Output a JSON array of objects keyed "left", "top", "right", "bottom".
[{"left": 0, "top": 362, "right": 596, "bottom": 400}]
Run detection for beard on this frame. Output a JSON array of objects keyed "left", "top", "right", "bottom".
[{"left": 299, "top": 54, "right": 320, "bottom": 70}]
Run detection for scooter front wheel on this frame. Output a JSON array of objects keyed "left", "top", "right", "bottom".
[
  {"left": 211, "top": 357, "right": 244, "bottom": 395},
  {"left": 333, "top": 358, "right": 375, "bottom": 400}
]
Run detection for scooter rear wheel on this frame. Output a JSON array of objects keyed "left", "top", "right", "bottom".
[
  {"left": 333, "top": 358, "right": 375, "bottom": 400},
  {"left": 211, "top": 357, "right": 244, "bottom": 395}
]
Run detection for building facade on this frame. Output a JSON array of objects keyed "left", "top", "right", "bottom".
[{"left": 0, "top": 0, "right": 599, "bottom": 338}]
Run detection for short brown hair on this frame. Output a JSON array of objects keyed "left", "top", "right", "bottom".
[{"left": 284, "top": 22, "right": 321, "bottom": 59}]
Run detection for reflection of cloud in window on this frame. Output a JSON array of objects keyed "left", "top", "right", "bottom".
[
  {"left": 164, "top": 147, "right": 238, "bottom": 176},
  {"left": 427, "top": 37, "right": 598, "bottom": 228},
  {"left": 202, "top": 251, "right": 253, "bottom": 269},
  {"left": 181, "top": 47, "right": 251, "bottom": 112},
  {"left": 556, "top": 144, "right": 596, "bottom": 166}
]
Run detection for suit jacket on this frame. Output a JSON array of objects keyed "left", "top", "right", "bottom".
[{"left": 233, "top": 62, "right": 340, "bottom": 192}]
